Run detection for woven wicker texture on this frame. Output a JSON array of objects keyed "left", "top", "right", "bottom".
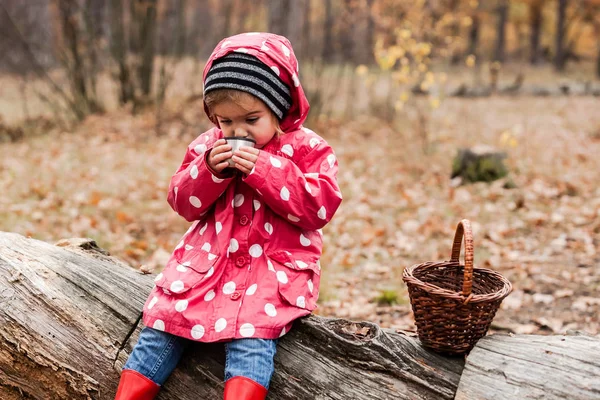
[{"left": 403, "top": 219, "right": 512, "bottom": 355}]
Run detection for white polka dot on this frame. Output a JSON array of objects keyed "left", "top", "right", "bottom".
[
  {"left": 281, "top": 44, "right": 290, "bottom": 57},
  {"left": 229, "top": 238, "right": 239, "bottom": 253},
  {"left": 175, "top": 240, "right": 184, "bottom": 250},
  {"left": 288, "top": 214, "right": 300, "bottom": 222},
  {"left": 204, "top": 290, "right": 216, "bottom": 301},
  {"left": 296, "top": 296, "right": 306, "bottom": 308},
  {"left": 184, "top": 244, "right": 194, "bottom": 251},
  {"left": 261, "top": 41, "right": 270, "bottom": 51},
  {"left": 276, "top": 271, "right": 288, "bottom": 284},
  {"left": 253, "top": 200, "right": 261, "bottom": 211},
  {"left": 221, "top": 41, "right": 232, "bottom": 48},
  {"left": 239, "top": 323, "right": 255, "bottom": 337},
  {"left": 189, "top": 196, "right": 202, "bottom": 208},
  {"left": 317, "top": 228, "right": 323, "bottom": 235},
  {"left": 201, "top": 242, "right": 211, "bottom": 252},
  {"left": 267, "top": 260, "right": 275, "bottom": 272},
  {"left": 296, "top": 260, "right": 308, "bottom": 269},
  {"left": 194, "top": 144, "right": 207, "bottom": 155},
  {"left": 279, "top": 327, "right": 287, "bottom": 337},
  {"left": 148, "top": 296, "right": 158, "bottom": 309},
  {"left": 249, "top": 244, "right": 263, "bottom": 258},
  {"left": 190, "top": 165, "right": 199, "bottom": 179},
  {"left": 305, "top": 172, "right": 319, "bottom": 179},
  {"left": 246, "top": 32, "right": 260, "bottom": 35},
  {"left": 308, "top": 279, "right": 314, "bottom": 293},
  {"left": 305, "top": 182, "right": 312, "bottom": 194},
  {"left": 176, "top": 264, "right": 188, "bottom": 272},
  {"left": 175, "top": 300, "right": 188, "bottom": 312},
  {"left": 223, "top": 281, "right": 236, "bottom": 295},
  {"left": 215, "top": 221, "right": 222, "bottom": 234},
  {"left": 154, "top": 273, "right": 163, "bottom": 282},
  {"left": 208, "top": 253, "right": 217, "bottom": 261},
  {"left": 270, "top": 156, "right": 282, "bottom": 168},
  {"left": 309, "top": 138, "right": 319, "bottom": 148},
  {"left": 246, "top": 284, "right": 258, "bottom": 295},
  {"left": 264, "top": 222, "right": 273, "bottom": 235},
  {"left": 280, "top": 186, "right": 290, "bottom": 201},
  {"left": 191, "top": 325, "right": 205, "bottom": 339},
  {"left": 174, "top": 186, "right": 179, "bottom": 196},
  {"left": 292, "top": 72, "right": 300, "bottom": 87},
  {"left": 212, "top": 174, "right": 224, "bottom": 183},
  {"left": 199, "top": 222, "right": 208, "bottom": 235},
  {"left": 270, "top": 66, "right": 280, "bottom": 76},
  {"left": 234, "top": 48, "right": 249, "bottom": 53},
  {"left": 265, "top": 303, "right": 277, "bottom": 317},
  {"left": 153, "top": 320, "right": 165, "bottom": 331},
  {"left": 282, "top": 144, "right": 294, "bottom": 156},
  {"left": 171, "top": 281, "right": 185, "bottom": 293},
  {"left": 298, "top": 235, "right": 311, "bottom": 248},
  {"left": 206, "top": 267, "right": 214, "bottom": 278},
  {"left": 215, "top": 318, "right": 227, "bottom": 332},
  {"left": 317, "top": 206, "right": 327, "bottom": 220},
  {"left": 234, "top": 194, "right": 244, "bottom": 207},
  {"left": 327, "top": 154, "right": 336, "bottom": 168}
]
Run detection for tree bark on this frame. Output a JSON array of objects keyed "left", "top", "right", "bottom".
[
  {"left": 455, "top": 334, "right": 600, "bottom": 400},
  {"left": 268, "top": 0, "right": 290, "bottom": 37},
  {"left": 555, "top": 0, "right": 568, "bottom": 71},
  {"left": 494, "top": 0, "right": 509, "bottom": 63},
  {"left": 109, "top": 0, "right": 133, "bottom": 104}
]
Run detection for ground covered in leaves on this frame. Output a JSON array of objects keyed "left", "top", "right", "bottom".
[{"left": 1, "top": 96, "right": 599, "bottom": 336}]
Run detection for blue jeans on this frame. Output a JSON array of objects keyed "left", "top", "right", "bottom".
[{"left": 123, "top": 327, "right": 277, "bottom": 389}]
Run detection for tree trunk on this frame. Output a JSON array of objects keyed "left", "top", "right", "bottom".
[
  {"left": 529, "top": 2, "right": 543, "bottom": 65},
  {"left": 287, "top": 0, "right": 305, "bottom": 56},
  {"left": 268, "top": 0, "right": 290, "bottom": 37},
  {"left": 301, "top": 0, "right": 312, "bottom": 61},
  {"left": 0, "top": 232, "right": 463, "bottom": 399},
  {"left": 364, "top": 0, "right": 376, "bottom": 65},
  {"left": 109, "top": 0, "right": 133, "bottom": 104},
  {"left": 555, "top": 0, "right": 567, "bottom": 71},
  {"left": 138, "top": 0, "right": 157, "bottom": 96},
  {"left": 467, "top": 3, "right": 481, "bottom": 58},
  {"left": 322, "top": 0, "right": 334, "bottom": 63},
  {"left": 494, "top": 0, "right": 509, "bottom": 63},
  {"left": 175, "top": 0, "right": 187, "bottom": 57}
]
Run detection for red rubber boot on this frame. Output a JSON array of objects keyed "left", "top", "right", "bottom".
[
  {"left": 114, "top": 369, "right": 161, "bottom": 400},
  {"left": 223, "top": 376, "right": 268, "bottom": 400}
]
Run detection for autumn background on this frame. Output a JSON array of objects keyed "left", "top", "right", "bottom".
[{"left": 0, "top": 0, "right": 599, "bottom": 337}]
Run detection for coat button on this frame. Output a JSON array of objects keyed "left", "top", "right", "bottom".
[
  {"left": 230, "top": 291, "right": 241, "bottom": 300},
  {"left": 235, "top": 256, "right": 245, "bottom": 267},
  {"left": 239, "top": 215, "right": 249, "bottom": 225}
]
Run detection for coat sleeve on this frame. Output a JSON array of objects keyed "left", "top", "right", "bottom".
[
  {"left": 167, "top": 129, "right": 234, "bottom": 221},
  {"left": 243, "top": 138, "right": 342, "bottom": 230}
]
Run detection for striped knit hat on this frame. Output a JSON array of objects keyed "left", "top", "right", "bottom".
[{"left": 203, "top": 53, "right": 292, "bottom": 120}]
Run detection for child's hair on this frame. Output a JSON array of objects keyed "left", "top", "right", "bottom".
[{"left": 205, "top": 89, "right": 285, "bottom": 136}]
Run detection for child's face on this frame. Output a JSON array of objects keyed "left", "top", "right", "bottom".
[{"left": 212, "top": 96, "right": 278, "bottom": 149}]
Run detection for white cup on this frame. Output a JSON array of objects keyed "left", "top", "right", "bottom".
[{"left": 224, "top": 137, "right": 256, "bottom": 167}]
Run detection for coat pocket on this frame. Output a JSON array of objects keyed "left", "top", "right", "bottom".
[
  {"left": 154, "top": 248, "right": 220, "bottom": 295},
  {"left": 267, "top": 250, "right": 320, "bottom": 311}
]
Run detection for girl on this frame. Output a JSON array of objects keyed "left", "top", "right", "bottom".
[{"left": 114, "top": 32, "right": 342, "bottom": 400}]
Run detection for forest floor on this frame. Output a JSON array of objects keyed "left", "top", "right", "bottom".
[{"left": 1, "top": 94, "right": 599, "bottom": 336}]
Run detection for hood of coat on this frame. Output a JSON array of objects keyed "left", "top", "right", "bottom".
[{"left": 203, "top": 32, "right": 309, "bottom": 133}]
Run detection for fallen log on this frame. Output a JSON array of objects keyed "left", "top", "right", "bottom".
[
  {"left": 2, "top": 231, "right": 599, "bottom": 400},
  {"left": 455, "top": 333, "right": 600, "bottom": 400},
  {"left": 0, "top": 232, "right": 463, "bottom": 399}
]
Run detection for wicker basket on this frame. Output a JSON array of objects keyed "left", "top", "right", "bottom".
[{"left": 402, "top": 219, "right": 512, "bottom": 355}]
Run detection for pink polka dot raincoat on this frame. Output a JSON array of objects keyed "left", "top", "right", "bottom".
[{"left": 142, "top": 33, "right": 343, "bottom": 342}]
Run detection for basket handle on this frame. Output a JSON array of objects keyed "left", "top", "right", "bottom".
[{"left": 450, "top": 219, "right": 474, "bottom": 296}]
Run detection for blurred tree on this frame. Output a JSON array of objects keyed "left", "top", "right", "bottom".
[
  {"left": 555, "top": 0, "right": 567, "bottom": 70},
  {"left": 468, "top": 0, "right": 482, "bottom": 59},
  {"left": 268, "top": 0, "right": 290, "bottom": 36},
  {"left": 529, "top": 0, "right": 544, "bottom": 64},
  {"left": 109, "top": 0, "right": 134, "bottom": 104},
  {"left": 494, "top": 0, "right": 509, "bottom": 62},
  {"left": 322, "top": 0, "right": 334, "bottom": 62}
]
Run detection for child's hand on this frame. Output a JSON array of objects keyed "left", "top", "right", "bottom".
[
  {"left": 208, "top": 139, "right": 233, "bottom": 173},
  {"left": 232, "top": 147, "right": 260, "bottom": 175}
]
